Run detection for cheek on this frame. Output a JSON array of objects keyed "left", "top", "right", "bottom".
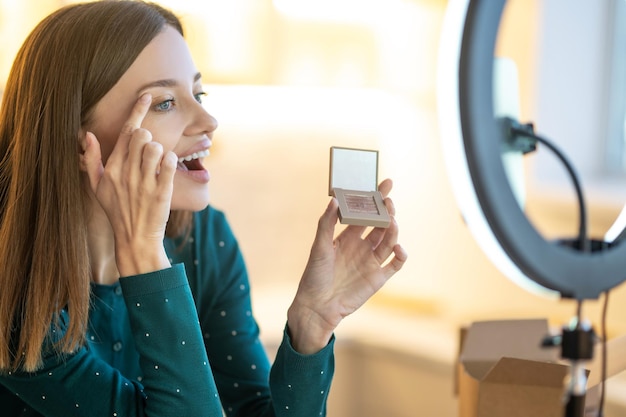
[
  {"left": 89, "top": 114, "right": 127, "bottom": 164},
  {"left": 143, "top": 119, "right": 183, "bottom": 153},
  {"left": 93, "top": 126, "right": 120, "bottom": 164}
]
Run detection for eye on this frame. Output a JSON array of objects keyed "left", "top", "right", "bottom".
[
  {"left": 194, "top": 92, "right": 207, "bottom": 104},
  {"left": 154, "top": 98, "right": 175, "bottom": 112}
]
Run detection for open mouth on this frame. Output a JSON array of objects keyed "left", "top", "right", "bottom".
[{"left": 177, "top": 149, "right": 209, "bottom": 171}]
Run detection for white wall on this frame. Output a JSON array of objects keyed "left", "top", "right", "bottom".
[{"left": 532, "top": 0, "right": 626, "bottom": 201}]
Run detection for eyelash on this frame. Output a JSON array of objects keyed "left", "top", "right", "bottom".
[
  {"left": 195, "top": 92, "right": 207, "bottom": 103},
  {"left": 153, "top": 92, "right": 207, "bottom": 113}
]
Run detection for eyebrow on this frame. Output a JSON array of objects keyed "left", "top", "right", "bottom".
[{"left": 136, "top": 72, "right": 202, "bottom": 95}]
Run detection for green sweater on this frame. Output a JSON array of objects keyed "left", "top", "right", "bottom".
[{"left": 0, "top": 207, "right": 334, "bottom": 416}]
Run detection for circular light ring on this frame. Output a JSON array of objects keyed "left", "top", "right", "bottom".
[
  {"left": 458, "top": 0, "right": 626, "bottom": 299},
  {"left": 438, "top": 0, "right": 560, "bottom": 299}
]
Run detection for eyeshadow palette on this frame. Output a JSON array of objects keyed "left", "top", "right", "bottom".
[{"left": 328, "top": 146, "right": 390, "bottom": 228}]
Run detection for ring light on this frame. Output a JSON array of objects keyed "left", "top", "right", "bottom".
[{"left": 437, "top": 0, "right": 626, "bottom": 300}]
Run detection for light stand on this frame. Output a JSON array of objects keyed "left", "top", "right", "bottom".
[
  {"left": 543, "top": 312, "right": 596, "bottom": 417},
  {"left": 562, "top": 319, "right": 595, "bottom": 417},
  {"left": 505, "top": 117, "right": 599, "bottom": 417},
  {"left": 438, "top": 0, "right": 626, "bottom": 415}
]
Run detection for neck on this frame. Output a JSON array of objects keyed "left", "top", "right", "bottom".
[{"left": 87, "top": 198, "right": 120, "bottom": 286}]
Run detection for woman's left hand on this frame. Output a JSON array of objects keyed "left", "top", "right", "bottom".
[{"left": 287, "top": 178, "right": 408, "bottom": 354}]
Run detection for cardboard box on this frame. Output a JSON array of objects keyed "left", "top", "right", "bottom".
[{"left": 456, "top": 319, "right": 626, "bottom": 417}]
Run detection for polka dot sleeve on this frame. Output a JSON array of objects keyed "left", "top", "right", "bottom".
[
  {"left": 119, "top": 264, "right": 224, "bottom": 416},
  {"left": 0, "top": 265, "right": 225, "bottom": 417},
  {"left": 183, "top": 207, "right": 336, "bottom": 417},
  {"left": 269, "top": 326, "right": 335, "bottom": 417}
]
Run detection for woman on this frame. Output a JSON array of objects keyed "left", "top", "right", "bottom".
[{"left": 0, "top": 1, "right": 407, "bottom": 416}]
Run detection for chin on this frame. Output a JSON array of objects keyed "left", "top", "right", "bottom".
[{"left": 170, "top": 192, "right": 210, "bottom": 212}]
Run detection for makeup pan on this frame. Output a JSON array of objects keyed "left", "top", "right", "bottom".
[{"left": 329, "top": 146, "right": 391, "bottom": 228}]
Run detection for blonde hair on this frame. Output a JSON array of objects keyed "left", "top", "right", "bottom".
[{"left": 0, "top": 1, "right": 189, "bottom": 372}]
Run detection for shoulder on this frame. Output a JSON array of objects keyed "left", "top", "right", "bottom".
[
  {"left": 194, "top": 205, "right": 229, "bottom": 232},
  {"left": 192, "top": 205, "right": 240, "bottom": 254},
  {"left": 188, "top": 206, "right": 248, "bottom": 298}
]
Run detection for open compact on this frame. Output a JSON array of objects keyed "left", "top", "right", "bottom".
[{"left": 328, "top": 146, "right": 390, "bottom": 228}]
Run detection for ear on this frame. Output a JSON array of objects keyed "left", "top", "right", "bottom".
[
  {"left": 78, "top": 131, "right": 104, "bottom": 194},
  {"left": 78, "top": 129, "right": 90, "bottom": 172}
]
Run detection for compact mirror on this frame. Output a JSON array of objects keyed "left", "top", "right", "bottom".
[{"left": 329, "top": 146, "right": 390, "bottom": 228}]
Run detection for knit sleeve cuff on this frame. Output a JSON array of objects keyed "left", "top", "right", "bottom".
[
  {"left": 119, "top": 263, "right": 187, "bottom": 298},
  {"left": 280, "top": 323, "right": 335, "bottom": 370}
]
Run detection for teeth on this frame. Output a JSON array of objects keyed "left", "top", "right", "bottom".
[{"left": 178, "top": 149, "right": 209, "bottom": 163}]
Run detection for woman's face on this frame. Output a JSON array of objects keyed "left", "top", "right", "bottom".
[{"left": 87, "top": 25, "right": 217, "bottom": 212}]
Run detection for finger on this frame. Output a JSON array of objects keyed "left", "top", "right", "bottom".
[
  {"left": 384, "top": 195, "right": 396, "bottom": 217},
  {"left": 382, "top": 243, "right": 408, "bottom": 279},
  {"left": 156, "top": 151, "right": 177, "bottom": 203},
  {"left": 364, "top": 226, "right": 386, "bottom": 248},
  {"left": 140, "top": 140, "right": 164, "bottom": 179},
  {"left": 158, "top": 151, "right": 178, "bottom": 185},
  {"left": 365, "top": 197, "right": 396, "bottom": 248},
  {"left": 311, "top": 198, "right": 339, "bottom": 254},
  {"left": 378, "top": 178, "right": 393, "bottom": 198},
  {"left": 364, "top": 197, "right": 396, "bottom": 246},
  {"left": 373, "top": 216, "right": 400, "bottom": 263},
  {"left": 116, "top": 128, "right": 151, "bottom": 190},
  {"left": 79, "top": 131, "right": 104, "bottom": 193},
  {"left": 109, "top": 93, "right": 152, "bottom": 161}
]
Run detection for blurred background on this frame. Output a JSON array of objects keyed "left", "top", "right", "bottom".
[{"left": 2, "top": 0, "right": 626, "bottom": 415}]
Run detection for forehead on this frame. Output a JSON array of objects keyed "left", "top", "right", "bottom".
[
  {"left": 87, "top": 25, "right": 199, "bottom": 131},
  {"left": 114, "top": 25, "right": 199, "bottom": 94}
]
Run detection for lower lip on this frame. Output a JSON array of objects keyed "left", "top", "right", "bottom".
[{"left": 176, "top": 167, "right": 210, "bottom": 183}]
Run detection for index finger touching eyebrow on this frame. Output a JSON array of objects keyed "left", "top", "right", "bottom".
[{"left": 120, "top": 93, "right": 152, "bottom": 137}]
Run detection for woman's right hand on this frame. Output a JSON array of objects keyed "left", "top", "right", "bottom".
[{"left": 80, "top": 94, "right": 177, "bottom": 276}]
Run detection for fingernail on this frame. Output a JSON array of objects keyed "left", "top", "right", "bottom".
[{"left": 139, "top": 93, "right": 151, "bottom": 103}]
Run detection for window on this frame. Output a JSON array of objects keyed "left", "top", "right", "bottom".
[
  {"left": 528, "top": 0, "right": 626, "bottom": 206},
  {"left": 606, "top": 0, "right": 626, "bottom": 173}
]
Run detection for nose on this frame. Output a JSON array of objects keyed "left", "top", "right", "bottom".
[{"left": 187, "top": 100, "right": 218, "bottom": 137}]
